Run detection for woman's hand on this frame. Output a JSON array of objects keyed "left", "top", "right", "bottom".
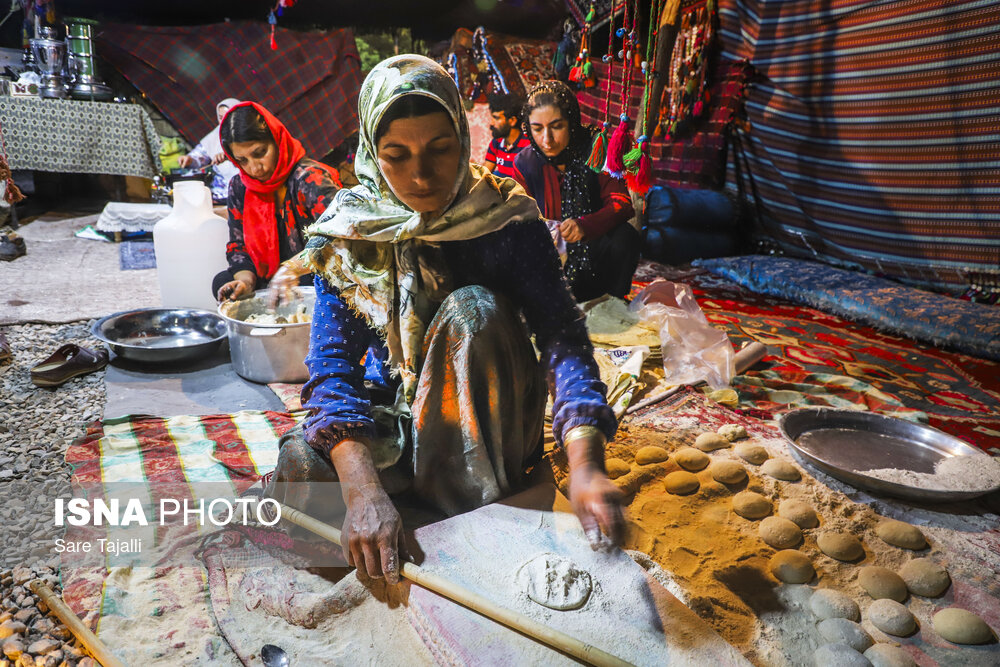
[
  {"left": 343, "top": 481, "right": 407, "bottom": 584},
  {"left": 177, "top": 155, "right": 193, "bottom": 169},
  {"left": 266, "top": 256, "right": 309, "bottom": 309},
  {"left": 331, "top": 439, "right": 407, "bottom": 585},
  {"left": 565, "top": 428, "right": 625, "bottom": 548},
  {"left": 211, "top": 152, "right": 227, "bottom": 165},
  {"left": 216, "top": 271, "right": 256, "bottom": 302},
  {"left": 559, "top": 218, "right": 585, "bottom": 244}
]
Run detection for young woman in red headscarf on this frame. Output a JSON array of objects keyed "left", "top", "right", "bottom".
[{"left": 214, "top": 102, "right": 343, "bottom": 303}]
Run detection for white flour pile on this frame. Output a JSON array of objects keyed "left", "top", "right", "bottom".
[{"left": 863, "top": 454, "right": 1000, "bottom": 491}]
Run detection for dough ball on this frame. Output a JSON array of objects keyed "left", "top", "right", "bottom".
[
  {"left": 516, "top": 553, "right": 592, "bottom": 611},
  {"left": 698, "top": 479, "right": 729, "bottom": 499},
  {"left": 898, "top": 558, "right": 950, "bottom": 597},
  {"left": 635, "top": 445, "right": 670, "bottom": 465},
  {"left": 814, "top": 643, "right": 872, "bottom": 667},
  {"left": 932, "top": 608, "right": 995, "bottom": 645},
  {"left": 875, "top": 520, "right": 927, "bottom": 550},
  {"left": 759, "top": 516, "right": 803, "bottom": 549},
  {"left": 858, "top": 567, "right": 907, "bottom": 602},
  {"left": 810, "top": 589, "right": 860, "bottom": 621},
  {"left": 664, "top": 470, "right": 700, "bottom": 495},
  {"left": 818, "top": 618, "right": 874, "bottom": 652},
  {"left": 863, "top": 644, "right": 916, "bottom": 667},
  {"left": 717, "top": 424, "right": 748, "bottom": 442},
  {"left": 867, "top": 599, "right": 916, "bottom": 637},
  {"left": 732, "top": 491, "right": 772, "bottom": 519},
  {"left": 605, "top": 458, "right": 630, "bottom": 480},
  {"left": 761, "top": 459, "right": 801, "bottom": 481},
  {"left": 778, "top": 499, "right": 819, "bottom": 529},
  {"left": 735, "top": 442, "right": 769, "bottom": 465},
  {"left": 710, "top": 459, "right": 748, "bottom": 484},
  {"left": 817, "top": 532, "right": 865, "bottom": 562},
  {"left": 674, "top": 447, "right": 710, "bottom": 472},
  {"left": 769, "top": 549, "right": 814, "bottom": 584},
  {"left": 694, "top": 432, "right": 730, "bottom": 452}
]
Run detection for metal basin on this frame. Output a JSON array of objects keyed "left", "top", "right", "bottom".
[
  {"left": 91, "top": 308, "right": 227, "bottom": 364},
  {"left": 779, "top": 408, "right": 997, "bottom": 502},
  {"left": 217, "top": 287, "right": 315, "bottom": 384}
]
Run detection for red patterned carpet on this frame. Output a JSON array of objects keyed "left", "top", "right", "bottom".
[{"left": 632, "top": 262, "right": 1000, "bottom": 451}]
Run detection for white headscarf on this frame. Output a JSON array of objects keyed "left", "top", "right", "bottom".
[{"left": 200, "top": 98, "right": 242, "bottom": 186}]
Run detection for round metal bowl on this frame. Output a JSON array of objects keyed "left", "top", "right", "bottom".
[
  {"left": 779, "top": 407, "right": 998, "bottom": 502},
  {"left": 91, "top": 308, "right": 228, "bottom": 364},
  {"left": 217, "top": 287, "right": 315, "bottom": 384}
]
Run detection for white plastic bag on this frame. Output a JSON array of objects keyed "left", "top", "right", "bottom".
[
  {"left": 629, "top": 280, "right": 734, "bottom": 389},
  {"left": 545, "top": 219, "right": 567, "bottom": 264}
]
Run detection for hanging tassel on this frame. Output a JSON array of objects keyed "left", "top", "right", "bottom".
[
  {"left": 605, "top": 114, "right": 633, "bottom": 177},
  {"left": 582, "top": 59, "right": 596, "bottom": 88},
  {"left": 623, "top": 137, "right": 642, "bottom": 171},
  {"left": 587, "top": 123, "right": 609, "bottom": 173},
  {"left": 268, "top": 10, "right": 278, "bottom": 50},
  {"left": 0, "top": 156, "right": 25, "bottom": 205},
  {"left": 625, "top": 137, "right": 652, "bottom": 195},
  {"left": 3, "top": 179, "right": 25, "bottom": 205},
  {"left": 568, "top": 61, "right": 583, "bottom": 83}
]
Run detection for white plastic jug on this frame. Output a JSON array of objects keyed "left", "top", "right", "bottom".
[{"left": 153, "top": 179, "right": 229, "bottom": 310}]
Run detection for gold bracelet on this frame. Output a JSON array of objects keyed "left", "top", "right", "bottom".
[{"left": 564, "top": 425, "right": 605, "bottom": 445}]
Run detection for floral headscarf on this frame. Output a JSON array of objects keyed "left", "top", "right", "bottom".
[{"left": 303, "top": 55, "right": 540, "bottom": 402}]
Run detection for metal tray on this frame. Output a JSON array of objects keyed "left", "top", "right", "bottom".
[
  {"left": 778, "top": 408, "right": 999, "bottom": 502},
  {"left": 92, "top": 307, "right": 227, "bottom": 364}
]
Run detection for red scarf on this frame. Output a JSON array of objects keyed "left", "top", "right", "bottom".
[{"left": 221, "top": 102, "right": 336, "bottom": 279}]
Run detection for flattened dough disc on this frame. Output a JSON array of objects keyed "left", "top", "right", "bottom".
[{"left": 517, "top": 553, "right": 593, "bottom": 611}]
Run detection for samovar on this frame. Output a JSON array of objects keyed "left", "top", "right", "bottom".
[
  {"left": 29, "top": 26, "right": 69, "bottom": 99},
  {"left": 64, "top": 17, "right": 113, "bottom": 101}
]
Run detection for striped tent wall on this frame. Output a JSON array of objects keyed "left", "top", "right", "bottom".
[{"left": 718, "top": 0, "right": 1000, "bottom": 291}]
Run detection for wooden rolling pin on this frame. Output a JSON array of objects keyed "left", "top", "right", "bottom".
[
  {"left": 28, "top": 579, "right": 126, "bottom": 667},
  {"left": 624, "top": 341, "right": 768, "bottom": 415},
  {"left": 278, "top": 503, "right": 630, "bottom": 667}
]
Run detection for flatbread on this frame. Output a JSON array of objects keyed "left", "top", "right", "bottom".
[{"left": 584, "top": 297, "right": 661, "bottom": 348}]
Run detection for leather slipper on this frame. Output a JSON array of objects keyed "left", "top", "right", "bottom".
[
  {"left": 30, "top": 343, "right": 109, "bottom": 388},
  {"left": 0, "top": 233, "right": 26, "bottom": 262}
]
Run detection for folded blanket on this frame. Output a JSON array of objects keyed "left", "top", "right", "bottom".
[{"left": 696, "top": 255, "right": 1000, "bottom": 361}]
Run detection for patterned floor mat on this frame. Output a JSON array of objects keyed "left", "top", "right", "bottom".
[{"left": 632, "top": 262, "right": 1000, "bottom": 451}]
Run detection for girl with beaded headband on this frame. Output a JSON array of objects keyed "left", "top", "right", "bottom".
[{"left": 512, "top": 80, "right": 641, "bottom": 302}]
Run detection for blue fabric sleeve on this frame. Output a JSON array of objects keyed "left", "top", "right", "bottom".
[
  {"left": 502, "top": 221, "right": 617, "bottom": 446},
  {"left": 300, "top": 275, "right": 378, "bottom": 457}
]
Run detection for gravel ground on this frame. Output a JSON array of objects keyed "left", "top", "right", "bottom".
[{"left": 1, "top": 321, "right": 107, "bottom": 667}]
